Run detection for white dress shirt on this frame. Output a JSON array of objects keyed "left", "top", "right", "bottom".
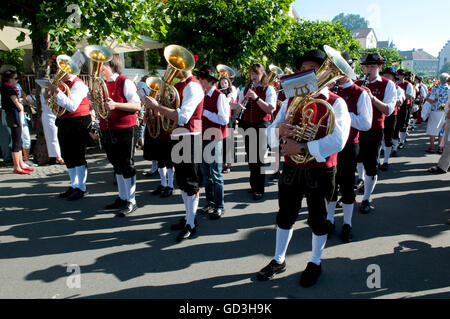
[
  {"left": 202, "top": 86, "right": 230, "bottom": 126},
  {"left": 174, "top": 76, "right": 204, "bottom": 136},
  {"left": 106, "top": 73, "right": 140, "bottom": 103},
  {"left": 419, "top": 84, "right": 428, "bottom": 99},
  {"left": 339, "top": 80, "right": 372, "bottom": 131},
  {"left": 237, "top": 84, "right": 277, "bottom": 111},
  {"left": 268, "top": 87, "right": 351, "bottom": 163},
  {"left": 56, "top": 75, "right": 89, "bottom": 112},
  {"left": 368, "top": 75, "right": 396, "bottom": 116},
  {"left": 397, "top": 87, "right": 405, "bottom": 105}
]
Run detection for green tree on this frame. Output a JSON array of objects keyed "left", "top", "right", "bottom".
[
  {"left": 332, "top": 13, "right": 369, "bottom": 31},
  {"left": 0, "top": 0, "right": 165, "bottom": 164},
  {"left": 0, "top": 49, "right": 25, "bottom": 76},
  {"left": 270, "top": 19, "right": 361, "bottom": 71},
  {"left": 160, "top": 0, "right": 293, "bottom": 70}
]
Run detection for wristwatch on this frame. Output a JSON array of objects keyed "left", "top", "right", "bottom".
[{"left": 255, "top": 96, "right": 260, "bottom": 103}]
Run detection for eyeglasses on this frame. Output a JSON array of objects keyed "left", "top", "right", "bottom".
[{"left": 252, "top": 63, "right": 263, "bottom": 68}]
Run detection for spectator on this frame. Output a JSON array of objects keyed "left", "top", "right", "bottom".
[{"left": 0, "top": 90, "right": 13, "bottom": 164}]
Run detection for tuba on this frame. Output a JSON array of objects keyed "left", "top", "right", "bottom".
[
  {"left": 48, "top": 55, "right": 80, "bottom": 117},
  {"left": 216, "top": 64, "right": 235, "bottom": 79},
  {"left": 159, "top": 45, "right": 196, "bottom": 133},
  {"left": 84, "top": 45, "right": 113, "bottom": 120},
  {"left": 145, "top": 76, "right": 162, "bottom": 138},
  {"left": 267, "top": 64, "right": 284, "bottom": 86},
  {"left": 283, "top": 45, "right": 356, "bottom": 164}
]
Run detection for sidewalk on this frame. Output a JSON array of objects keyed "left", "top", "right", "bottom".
[{"left": 0, "top": 123, "right": 449, "bottom": 299}]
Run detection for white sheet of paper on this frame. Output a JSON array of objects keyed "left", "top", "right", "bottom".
[{"left": 35, "top": 79, "right": 51, "bottom": 88}]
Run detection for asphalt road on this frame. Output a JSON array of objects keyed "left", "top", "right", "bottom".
[{"left": 0, "top": 123, "right": 449, "bottom": 299}]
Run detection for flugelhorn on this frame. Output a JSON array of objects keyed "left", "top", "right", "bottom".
[
  {"left": 217, "top": 64, "right": 235, "bottom": 79},
  {"left": 48, "top": 55, "right": 80, "bottom": 117},
  {"left": 283, "top": 45, "right": 356, "bottom": 164},
  {"left": 159, "top": 44, "right": 195, "bottom": 133},
  {"left": 84, "top": 45, "right": 113, "bottom": 120},
  {"left": 145, "top": 76, "right": 162, "bottom": 138}
]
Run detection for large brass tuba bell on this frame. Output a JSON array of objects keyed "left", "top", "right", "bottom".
[
  {"left": 47, "top": 55, "right": 81, "bottom": 117},
  {"left": 267, "top": 64, "right": 284, "bottom": 86},
  {"left": 284, "top": 45, "right": 356, "bottom": 164},
  {"left": 216, "top": 64, "right": 235, "bottom": 79},
  {"left": 145, "top": 76, "right": 162, "bottom": 138},
  {"left": 84, "top": 45, "right": 113, "bottom": 120},
  {"left": 159, "top": 45, "right": 195, "bottom": 133}
]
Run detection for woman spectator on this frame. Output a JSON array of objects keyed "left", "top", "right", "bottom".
[{"left": 0, "top": 70, "right": 33, "bottom": 174}]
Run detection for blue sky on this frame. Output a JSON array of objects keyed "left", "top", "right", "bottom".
[{"left": 293, "top": 0, "right": 449, "bottom": 57}]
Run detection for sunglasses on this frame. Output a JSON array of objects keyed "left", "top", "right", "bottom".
[{"left": 252, "top": 63, "right": 263, "bottom": 68}]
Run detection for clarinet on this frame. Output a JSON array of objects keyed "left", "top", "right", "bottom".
[
  {"left": 361, "top": 74, "right": 369, "bottom": 88},
  {"left": 238, "top": 80, "right": 255, "bottom": 121}
]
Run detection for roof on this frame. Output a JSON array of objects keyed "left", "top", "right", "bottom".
[
  {"left": 351, "top": 28, "right": 374, "bottom": 39},
  {"left": 377, "top": 41, "right": 389, "bottom": 49},
  {"left": 398, "top": 49, "right": 437, "bottom": 60}
]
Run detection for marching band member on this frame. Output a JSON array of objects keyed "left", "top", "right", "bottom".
[
  {"left": 144, "top": 59, "right": 204, "bottom": 242},
  {"left": 46, "top": 68, "right": 91, "bottom": 200},
  {"left": 391, "top": 78, "right": 406, "bottom": 157},
  {"left": 393, "top": 69, "right": 414, "bottom": 150},
  {"left": 236, "top": 63, "right": 276, "bottom": 200},
  {"left": 195, "top": 65, "right": 230, "bottom": 219},
  {"left": 326, "top": 52, "right": 372, "bottom": 242},
  {"left": 218, "top": 75, "right": 236, "bottom": 174},
  {"left": 100, "top": 54, "right": 141, "bottom": 216},
  {"left": 379, "top": 67, "right": 399, "bottom": 171},
  {"left": 355, "top": 53, "right": 396, "bottom": 214},
  {"left": 257, "top": 49, "right": 351, "bottom": 287}
]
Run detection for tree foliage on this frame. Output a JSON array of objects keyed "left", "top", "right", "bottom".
[
  {"left": 332, "top": 13, "right": 369, "bottom": 31},
  {"left": 0, "top": 49, "right": 25, "bottom": 75}
]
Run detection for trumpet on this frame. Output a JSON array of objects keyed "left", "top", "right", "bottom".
[
  {"left": 48, "top": 55, "right": 80, "bottom": 117},
  {"left": 159, "top": 44, "right": 196, "bottom": 133},
  {"left": 145, "top": 76, "right": 162, "bottom": 138},
  {"left": 216, "top": 64, "right": 235, "bottom": 79},
  {"left": 283, "top": 45, "right": 356, "bottom": 164},
  {"left": 84, "top": 45, "right": 113, "bottom": 120}
]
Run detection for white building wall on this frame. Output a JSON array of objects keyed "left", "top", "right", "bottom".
[{"left": 439, "top": 41, "right": 450, "bottom": 71}]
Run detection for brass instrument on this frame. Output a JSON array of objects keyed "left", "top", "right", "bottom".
[
  {"left": 159, "top": 44, "right": 195, "bottom": 132},
  {"left": 84, "top": 45, "right": 113, "bottom": 120},
  {"left": 283, "top": 45, "right": 356, "bottom": 164},
  {"left": 145, "top": 76, "right": 162, "bottom": 138},
  {"left": 216, "top": 64, "right": 235, "bottom": 79},
  {"left": 48, "top": 55, "right": 80, "bottom": 117},
  {"left": 268, "top": 64, "right": 284, "bottom": 86}
]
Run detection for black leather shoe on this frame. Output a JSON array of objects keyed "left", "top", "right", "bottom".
[
  {"left": 341, "top": 224, "right": 353, "bottom": 243},
  {"left": 299, "top": 262, "right": 322, "bottom": 287},
  {"left": 354, "top": 179, "right": 364, "bottom": 192},
  {"left": 160, "top": 187, "right": 173, "bottom": 198},
  {"left": 398, "top": 143, "right": 405, "bottom": 149},
  {"left": 199, "top": 203, "right": 214, "bottom": 214},
  {"left": 171, "top": 217, "right": 198, "bottom": 230},
  {"left": 143, "top": 169, "right": 158, "bottom": 177},
  {"left": 117, "top": 202, "right": 138, "bottom": 217},
  {"left": 379, "top": 163, "right": 389, "bottom": 171},
  {"left": 336, "top": 199, "right": 343, "bottom": 209},
  {"left": 391, "top": 150, "right": 398, "bottom": 157},
  {"left": 359, "top": 200, "right": 372, "bottom": 214},
  {"left": 257, "top": 260, "right": 286, "bottom": 281},
  {"left": 253, "top": 193, "right": 264, "bottom": 201},
  {"left": 67, "top": 188, "right": 85, "bottom": 201},
  {"left": 105, "top": 197, "right": 128, "bottom": 210},
  {"left": 59, "top": 187, "right": 75, "bottom": 198},
  {"left": 326, "top": 220, "right": 335, "bottom": 239},
  {"left": 176, "top": 224, "right": 197, "bottom": 242},
  {"left": 210, "top": 208, "right": 224, "bottom": 220},
  {"left": 152, "top": 185, "right": 165, "bottom": 196}
]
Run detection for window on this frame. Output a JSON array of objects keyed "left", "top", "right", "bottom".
[{"left": 124, "top": 51, "right": 145, "bottom": 69}]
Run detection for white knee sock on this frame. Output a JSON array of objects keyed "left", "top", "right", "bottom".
[
  {"left": 68, "top": 168, "right": 78, "bottom": 189},
  {"left": 357, "top": 163, "right": 365, "bottom": 180},
  {"left": 116, "top": 174, "right": 127, "bottom": 201},
  {"left": 167, "top": 168, "right": 174, "bottom": 188},
  {"left": 363, "top": 175, "right": 377, "bottom": 201},
  {"left": 274, "top": 227, "right": 293, "bottom": 264},
  {"left": 393, "top": 139, "right": 399, "bottom": 151},
  {"left": 310, "top": 233, "right": 327, "bottom": 266},
  {"left": 326, "top": 201, "right": 337, "bottom": 224},
  {"left": 123, "top": 175, "right": 136, "bottom": 204},
  {"left": 400, "top": 132, "right": 406, "bottom": 144},
  {"left": 342, "top": 203, "right": 354, "bottom": 227},
  {"left": 185, "top": 192, "right": 199, "bottom": 228},
  {"left": 181, "top": 191, "right": 188, "bottom": 221},
  {"left": 159, "top": 167, "right": 167, "bottom": 187},
  {"left": 383, "top": 146, "right": 392, "bottom": 164},
  {"left": 75, "top": 165, "right": 87, "bottom": 191}
]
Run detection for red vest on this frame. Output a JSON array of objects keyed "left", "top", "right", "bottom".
[
  {"left": 284, "top": 92, "right": 340, "bottom": 169},
  {"left": 100, "top": 74, "right": 137, "bottom": 130},
  {"left": 59, "top": 77, "right": 90, "bottom": 119},
  {"left": 336, "top": 83, "right": 365, "bottom": 144},
  {"left": 202, "top": 88, "right": 228, "bottom": 141},
  {"left": 174, "top": 76, "right": 204, "bottom": 133},
  {"left": 356, "top": 76, "right": 389, "bottom": 130},
  {"left": 242, "top": 85, "right": 272, "bottom": 123},
  {"left": 398, "top": 81, "right": 412, "bottom": 107}
]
